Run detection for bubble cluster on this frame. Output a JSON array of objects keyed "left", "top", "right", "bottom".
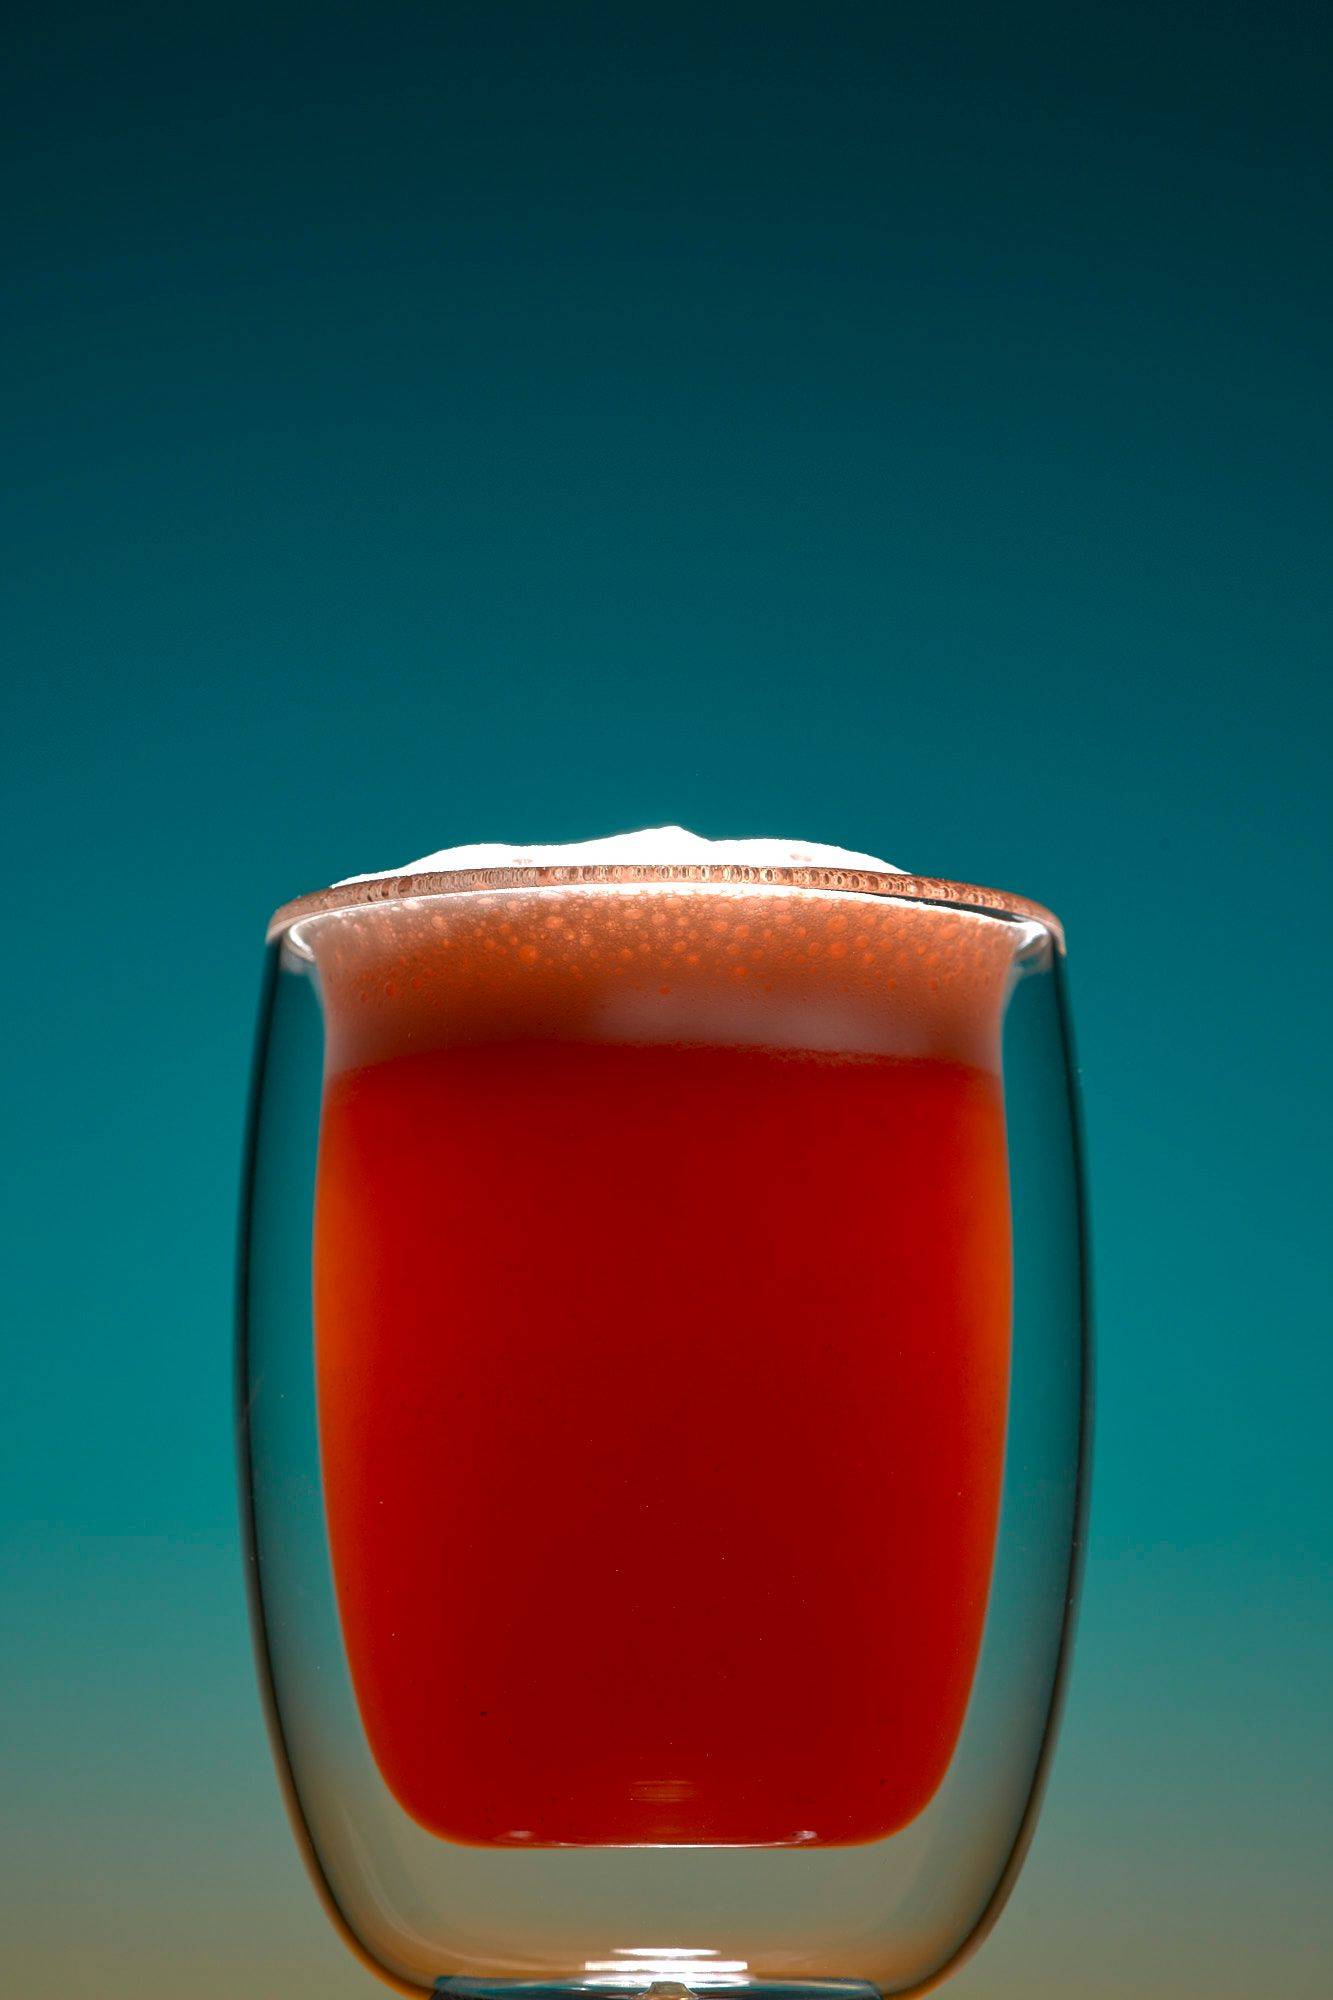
[{"left": 302, "top": 882, "right": 1037, "bottom": 1077}]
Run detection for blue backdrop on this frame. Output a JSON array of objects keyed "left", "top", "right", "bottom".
[{"left": 3, "top": 5, "right": 1329, "bottom": 1995}]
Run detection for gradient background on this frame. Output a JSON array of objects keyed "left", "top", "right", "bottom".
[{"left": 3, "top": 4, "right": 1330, "bottom": 1995}]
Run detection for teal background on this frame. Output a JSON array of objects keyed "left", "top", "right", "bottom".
[{"left": 3, "top": 4, "right": 1329, "bottom": 1995}]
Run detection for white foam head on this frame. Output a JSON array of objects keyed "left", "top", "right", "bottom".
[{"left": 338, "top": 825, "right": 904, "bottom": 884}]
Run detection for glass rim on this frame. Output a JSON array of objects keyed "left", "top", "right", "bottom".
[{"left": 267, "top": 865, "right": 1065, "bottom": 951}]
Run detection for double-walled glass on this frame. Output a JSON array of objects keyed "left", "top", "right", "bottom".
[{"left": 238, "top": 861, "right": 1088, "bottom": 1998}]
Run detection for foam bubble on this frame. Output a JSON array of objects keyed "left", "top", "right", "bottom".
[{"left": 337, "top": 825, "right": 904, "bottom": 884}]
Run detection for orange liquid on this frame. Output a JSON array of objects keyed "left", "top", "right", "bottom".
[{"left": 312, "top": 890, "right": 1012, "bottom": 1847}]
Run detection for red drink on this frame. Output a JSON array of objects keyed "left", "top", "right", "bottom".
[{"left": 310, "top": 884, "right": 1016, "bottom": 1849}]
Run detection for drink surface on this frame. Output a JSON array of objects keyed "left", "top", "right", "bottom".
[{"left": 309, "top": 886, "right": 1016, "bottom": 1848}]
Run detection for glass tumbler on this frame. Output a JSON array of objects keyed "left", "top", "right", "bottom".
[{"left": 238, "top": 858, "right": 1088, "bottom": 1998}]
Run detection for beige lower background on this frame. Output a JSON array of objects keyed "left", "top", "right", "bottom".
[{"left": 5, "top": 1531, "right": 1327, "bottom": 2000}]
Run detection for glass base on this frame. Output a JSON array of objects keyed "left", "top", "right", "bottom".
[{"left": 438, "top": 1982, "right": 882, "bottom": 2000}]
